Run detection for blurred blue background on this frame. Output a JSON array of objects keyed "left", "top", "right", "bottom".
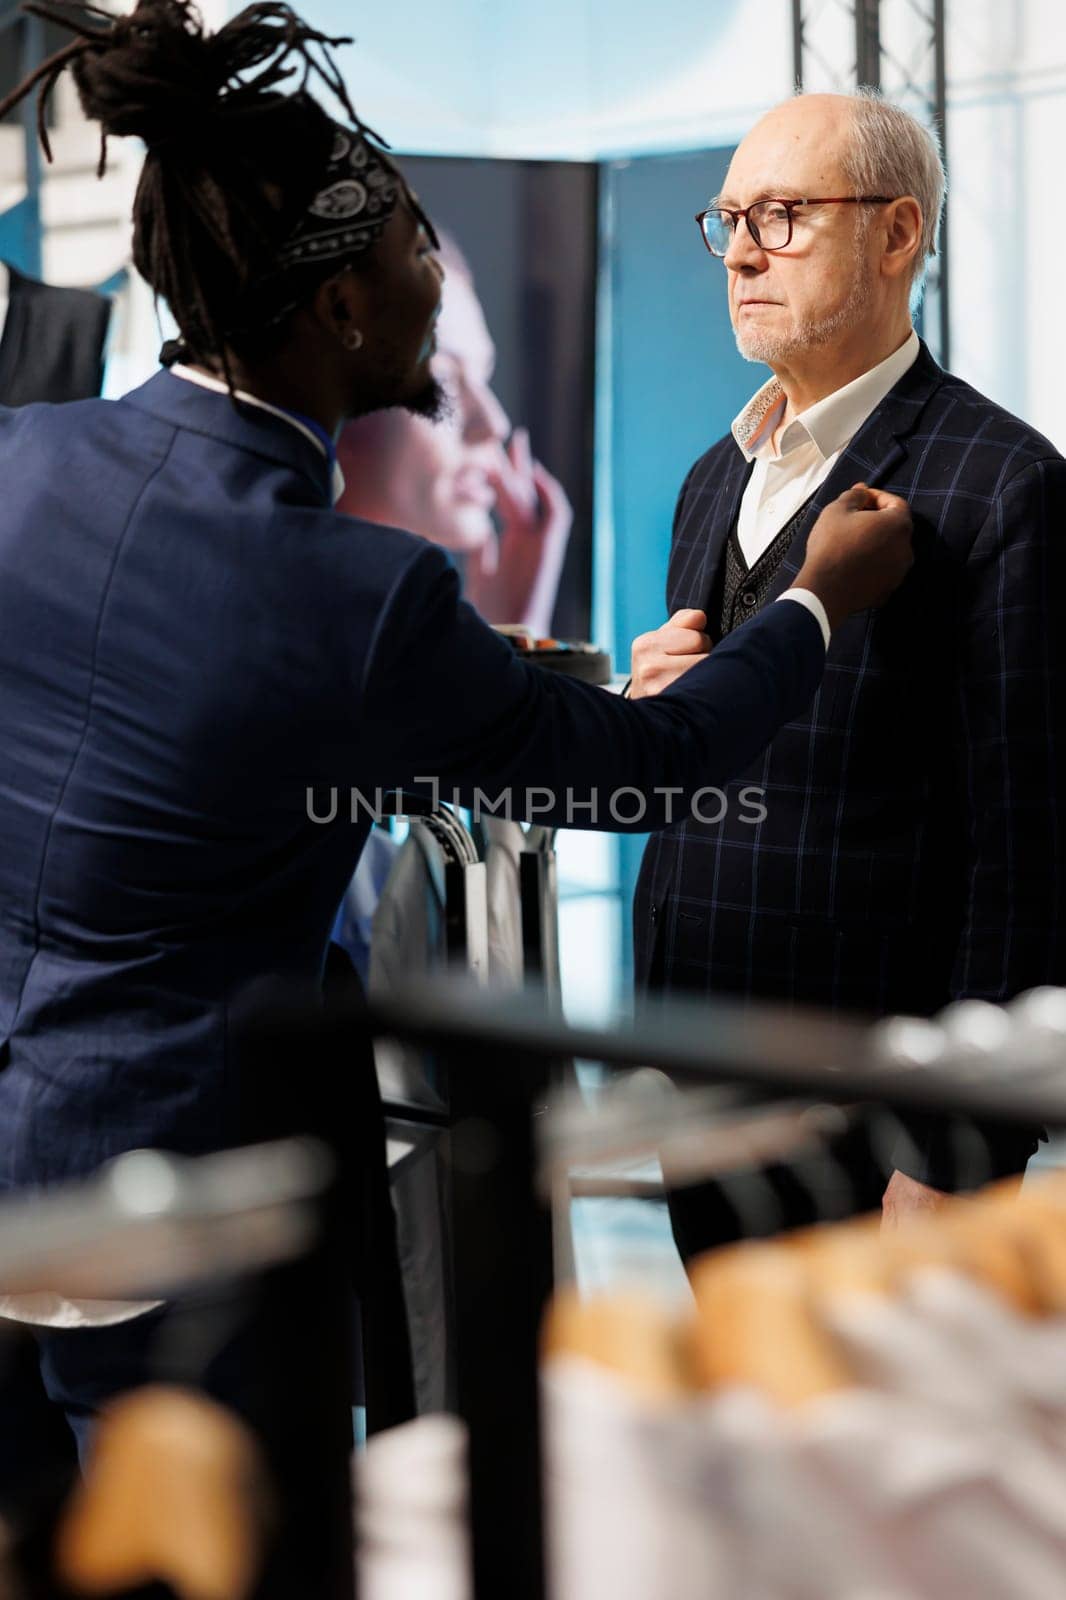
[{"left": 603, "top": 147, "right": 755, "bottom": 974}]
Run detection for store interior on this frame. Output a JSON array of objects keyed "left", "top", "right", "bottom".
[{"left": 0, "top": 0, "right": 1063, "bottom": 1595}]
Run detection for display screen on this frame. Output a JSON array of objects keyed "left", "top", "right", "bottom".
[{"left": 336, "top": 153, "right": 598, "bottom": 643}]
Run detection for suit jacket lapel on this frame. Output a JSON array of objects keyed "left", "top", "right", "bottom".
[
  {"left": 683, "top": 450, "right": 753, "bottom": 612},
  {"left": 763, "top": 340, "right": 947, "bottom": 604}
]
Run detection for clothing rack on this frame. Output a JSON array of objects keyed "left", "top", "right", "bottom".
[
  {"left": 0, "top": 1139, "right": 356, "bottom": 1600},
  {"left": 371, "top": 800, "right": 570, "bottom": 1412},
  {"left": 0, "top": 1137, "right": 332, "bottom": 1303},
  {"left": 380, "top": 790, "right": 489, "bottom": 1002},
  {"left": 345, "top": 978, "right": 1066, "bottom": 1600},
  {"left": 519, "top": 826, "right": 560, "bottom": 998}
]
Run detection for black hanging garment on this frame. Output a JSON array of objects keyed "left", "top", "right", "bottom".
[{"left": 0, "top": 262, "right": 111, "bottom": 405}]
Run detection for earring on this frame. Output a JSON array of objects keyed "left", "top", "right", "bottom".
[{"left": 341, "top": 328, "right": 364, "bottom": 352}]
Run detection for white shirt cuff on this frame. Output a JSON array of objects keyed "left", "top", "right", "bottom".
[{"left": 778, "top": 588, "right": 830, "bottom": 650}]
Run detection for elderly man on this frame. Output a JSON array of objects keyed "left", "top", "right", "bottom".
[{"left": 632, "top": 90, "right": 1066, "bottom": 1249}]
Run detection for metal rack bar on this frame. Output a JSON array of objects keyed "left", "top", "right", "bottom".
[
  {"left": 0, "top": 1139, "right": 331, "bottom": 1300},
  {"left": 856, "top": 0, "right": 882, "bottom": 87},
  {"left": 790, "top": 0, "right": 950, "bottom": 365},
  {"left": 931, "top": 0, "right": 950, "bottom": 366},
  {"left": 365, "top": 981, "right": 1066, "bottom": 1130},
  {"left": 447, "top": 1037, "right": 551, "bottom": 1600}
]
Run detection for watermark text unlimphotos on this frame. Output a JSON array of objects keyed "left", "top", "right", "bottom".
[{"left": 306, "top": 780, "right": 767, "bottom": 828}]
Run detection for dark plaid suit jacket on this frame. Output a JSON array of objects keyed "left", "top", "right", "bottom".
[{"left": 635, "top": 342, "right": 1066, "bottom": 1177}]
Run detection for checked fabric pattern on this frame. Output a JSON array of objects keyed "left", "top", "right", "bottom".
[{"left": 635, "top": 342, "right": 1066, "bottom": 1038}]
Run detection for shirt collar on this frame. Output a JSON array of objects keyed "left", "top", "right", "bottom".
[
  {"left": 731, "top": 329, "right": 921, "bottom": 465},
  {"left": 169, "top": 363, "right": 346, "bottom": 504}
]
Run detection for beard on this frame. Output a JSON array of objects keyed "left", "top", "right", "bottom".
[
  {"left": 348, "top": 367, "right": 448, "bottom": 426},
  {"left": 734, "top": 254, "right": 873, "bottom": 367},
  {"left": 402, "top": 374, "right": 448, "bottom": 422}
]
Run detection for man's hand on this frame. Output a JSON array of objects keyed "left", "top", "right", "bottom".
[
  {"left": 881, "top": 1168, "right": 950, "bottom": 1229},
  {"left": 794, "top": 483, "right": 914, "bottom": 631},
  {"left": 629, "top": 609, "right": 712, "bottom": 700}
]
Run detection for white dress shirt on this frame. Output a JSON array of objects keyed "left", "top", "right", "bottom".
[{"left": 733, "top": 330, "right": 920, "bottom": 570}]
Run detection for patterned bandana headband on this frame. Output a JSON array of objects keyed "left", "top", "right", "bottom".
[
  {"left": 160, "top": 117, "right": 430, "bottom": 361},
  {"left": 277, "top": 124, "right": 402, "bottom": 276},
  {"left": 159, "top": 121, "right": 424, "bottom": 363},
  {"left": 160, "top": 117, "right": 432, "bottom": 363},
  {"left": 225, "top": 113, "right": 439, "bottom": 340}
]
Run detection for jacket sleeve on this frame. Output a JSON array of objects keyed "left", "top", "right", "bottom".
[
  {"left": 359, "top": 542, "right": 825, "bottom": 832},
  {"left": 895, "top": 455, "right": 1066, "bottom": 1189},
  {"left": 949, "top": 455, "right": 1066, "bottom": 1002}
]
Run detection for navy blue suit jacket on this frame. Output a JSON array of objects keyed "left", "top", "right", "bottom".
[
  {"left": 635, "top": 343, "right": 1066, "bottom": 1174},
  {"left": 0, "top": 369, "right": 826, "bottom": 1190}
]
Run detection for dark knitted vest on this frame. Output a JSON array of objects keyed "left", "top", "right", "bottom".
[{"left": 712, "top": 494, "right": 816, "bottom": 638}]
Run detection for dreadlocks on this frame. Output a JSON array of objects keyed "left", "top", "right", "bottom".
[{"left": 0, "top": 0, "right": 429, "bottom": 385}]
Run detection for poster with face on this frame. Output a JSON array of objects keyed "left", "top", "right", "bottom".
[{"left": 336, "top": 155, "right": 598, "bottom": 642}]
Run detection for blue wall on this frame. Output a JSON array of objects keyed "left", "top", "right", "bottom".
[
  {"left": 602, "top": 146, "right": 762, "bottom": 975},
  {"left": 0, "top": 196, "right": 41, "bottom": 279}
]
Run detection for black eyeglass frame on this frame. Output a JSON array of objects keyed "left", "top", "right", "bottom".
[{"left": 695, "top": 195, "right": 898, "bottom": 256}]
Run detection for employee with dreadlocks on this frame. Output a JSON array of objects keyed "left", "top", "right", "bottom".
[{"left": 0, "top": 0, "right": 910, "bottom": 1533}]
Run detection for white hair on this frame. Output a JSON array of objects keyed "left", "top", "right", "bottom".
[{"left": 835, "top": 88, "right": 946, "bottom": 300}]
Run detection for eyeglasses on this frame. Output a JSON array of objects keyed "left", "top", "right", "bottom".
[{"left": 695, "top": 196, "right": 897, "bottom": 257}]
